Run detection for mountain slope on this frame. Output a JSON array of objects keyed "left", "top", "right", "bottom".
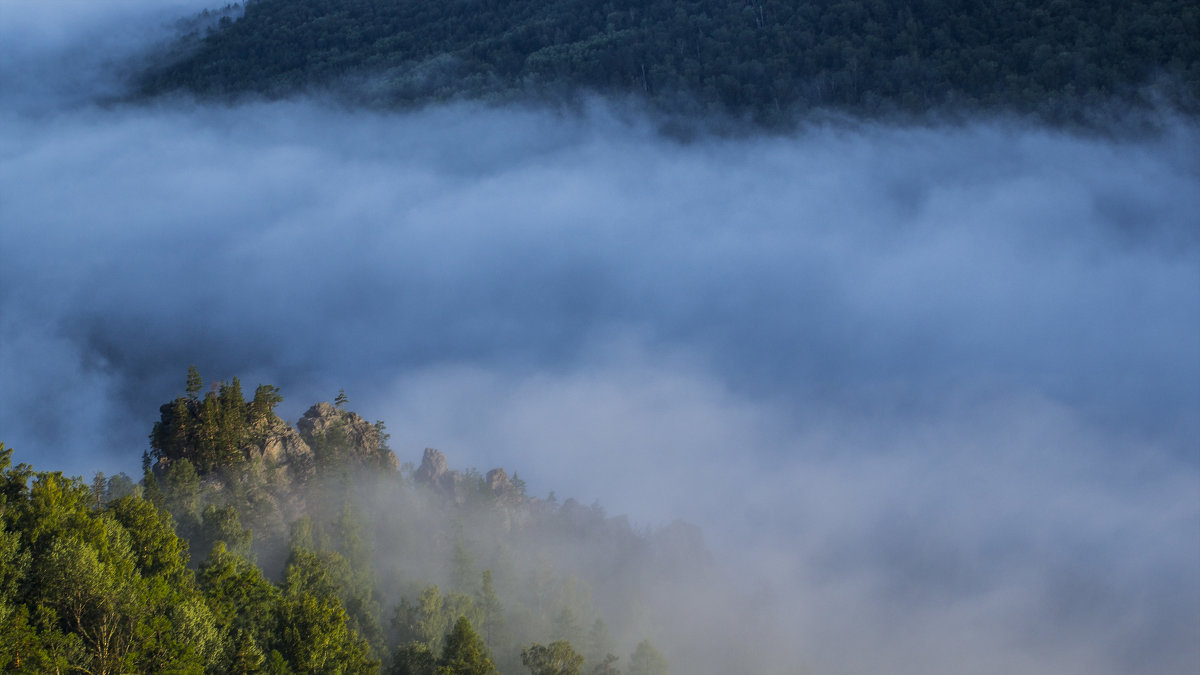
[{"left": 141, "top": 0, "right": 1199, "bottom": 124}]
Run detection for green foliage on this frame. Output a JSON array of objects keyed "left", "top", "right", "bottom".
[
  {"left": 250, "top": 384, "right": 285, "bottom": 436},
  {"left": 198, "top": 542, "right": 283, "bottom": 669},
  {"left": 0, "top": 444, "right": 384, "bottom": 667},
  {"left": 394, "top": 585, "right": 466, "bottom": 655},
  {"left": 165, "top": 457, "right": 201, "bottom": 517},
  {"left": 522, "top": 640, "right": 584, "bottom": 675},
  {"left": 105, "top": 472, "right": 139, "bottom": 502},
  {"left": 437, "top": 616, "right": 496, "bottom": 675},
  {"left": 152, "top": 368, "right": 284, "bottom": 475},
  {"left": 5, "top": 380, "right": 689, "bottom": 675},
  {"left": 278, "top": 592, "right": 377, "bottom": 674},
  {"left": 186, "top": 365, "right": 203, "bottom": 399},
  {"left": 106, "top": 494, "right": 191, "bottom": 586},
  {"left": 197, "top": 503, "right": 254, "bottom": 559},
  {"left": 19, "top": 487, "right": 205, "bottom": 673},
  {"left": 198, "top": 534, "right": 379, "bottom": 673},
  {"left": 286, "top": 520, "right": 385, "bottom": 663},
  {"left": 391, "top": 640, "right": 436, "bottom": 675}
]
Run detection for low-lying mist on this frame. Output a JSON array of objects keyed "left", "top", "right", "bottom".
[{"left": 1, "top": 3, "right": 1197, "bottom": 674}]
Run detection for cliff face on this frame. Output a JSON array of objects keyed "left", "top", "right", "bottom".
[{"left": 253, "top": 415, "right": 315, "bottom": 483}]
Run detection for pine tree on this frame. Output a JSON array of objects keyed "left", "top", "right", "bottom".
[
  {"left": 186, "top": 365, "right": 203, "bottom": 400},
  {"left": 437, "top": 616, "right": 496, "bottom": 675},
  {"left": 216, "top": 377, "right": 248, "bottom": 465},
  {"left": 249, "top": 384, "right": 283, "bottom": 432}
]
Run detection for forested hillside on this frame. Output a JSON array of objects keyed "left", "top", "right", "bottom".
[
  {"left": 140, "top": 0, "right": 1199, "bottom": 124},
  {"left": 0, "top": 369, "right": 692, "bottom": 674}
]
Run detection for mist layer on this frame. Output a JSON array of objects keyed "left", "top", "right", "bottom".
[{"left": 1, "top": 3, "right": 1198, "bottom": 674}]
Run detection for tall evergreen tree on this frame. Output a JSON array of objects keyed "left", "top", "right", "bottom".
[
  {"left": 437, "top": 616, "right": 495, "bottom": 675},
  {"left": 186, "top": 365, "right": 203, "bottom": 400}
]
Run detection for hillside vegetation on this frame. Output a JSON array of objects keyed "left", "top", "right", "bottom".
[
  {"left": 0, "top": 369, "right": 695, "bottom": 674},
  {"left": 140, "top": 0, "right": 1200, "bottom": 125}
]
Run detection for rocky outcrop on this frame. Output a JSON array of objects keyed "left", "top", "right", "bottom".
[
  {"left": 414, "top": 447, "right": 456, "bottom": 492},
  {"left": 256, "top": 416, "right": 315, "bottom": 481},
  {"left": 297, "top": 402, "right": 399, "bottom": 472},
  {"left": 486, "top": 468, "right": 511, "bottom": 494},
  {"left": 297, "top": 402, "right": 374, "bottom": 447}
]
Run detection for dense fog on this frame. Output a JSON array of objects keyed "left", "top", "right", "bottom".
[{"left": 1, "top": 3, "right": 1197, "bottom": 674}]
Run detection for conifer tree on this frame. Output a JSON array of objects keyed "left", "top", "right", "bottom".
[
  {"left": 438, "top": 616, "right": 495, "bottom": 675},
  {"left": 186, "top": 365, "right": 203, "bottom": 400}
]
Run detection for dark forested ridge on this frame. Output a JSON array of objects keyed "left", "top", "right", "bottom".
[
  {"left": 0, "top": 370, "right": 692, "bottom": 674},
  {"left": 140, "top": 0, "right": 1199, "bottom": 125}
]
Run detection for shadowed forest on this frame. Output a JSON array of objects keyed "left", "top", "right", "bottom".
[{"left": 141, "top": 0, "right": 1198, "bottom": 126}]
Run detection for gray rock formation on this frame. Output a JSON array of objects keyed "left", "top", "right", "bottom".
[
  {"left": 486, "top": 468, "right": 511, "bottom": 494},
  {"left": 297, "top": 402, "right": 399, "bottom": 472},
  {"left": 414, "top": 447, "right": 453, "bottom": 489},
  {"left": 256, "top": 416, "right": 315, "bottom": 481}
]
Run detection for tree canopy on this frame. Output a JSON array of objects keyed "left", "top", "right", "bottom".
[
  {"left": 140, "top": 0, "right": 1199, "bottom": 126},
  {"left": 3, "top": 368, "right": 690, "bottom": 674}
]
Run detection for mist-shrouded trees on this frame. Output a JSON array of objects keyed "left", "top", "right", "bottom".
[
  {"left": 477, "top": 570, "right": 504, "bottom": 652},
  {"left": 438, "top": 616, "right": 496, "bottom": 675},
  {"left": 627, "top": 640, "right": 668, "bottom": 675},
  {"left": 0, "top": 437, "right": 378, "bottom": 674},
  {"left": 4, "top": 371, "right": 698, "bottom": 675},
  {"left": 394, "top": 584, "right": 480, "bottom": 658},
  {"left": 522, "top": 640, "right": 585, "bottom": 675},
  {"left": 151, "top": 368, "right": 274, "bottom": 474}
]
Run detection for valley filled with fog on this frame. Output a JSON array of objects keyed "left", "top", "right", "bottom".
[{"left": 1, "top": 3, "right": 1197, "bottom": 674}]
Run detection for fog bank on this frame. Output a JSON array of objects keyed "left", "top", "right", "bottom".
[{"left": 1, "top": 3, "right": 1198, "bottom": 674}]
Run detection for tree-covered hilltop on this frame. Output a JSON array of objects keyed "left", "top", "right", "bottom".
[
  {"left": 1, "top": 369, "right": 696, "bottom": 674},
  {"left": 140, "top": 0, "right": 1198, "bottom": 125}
]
